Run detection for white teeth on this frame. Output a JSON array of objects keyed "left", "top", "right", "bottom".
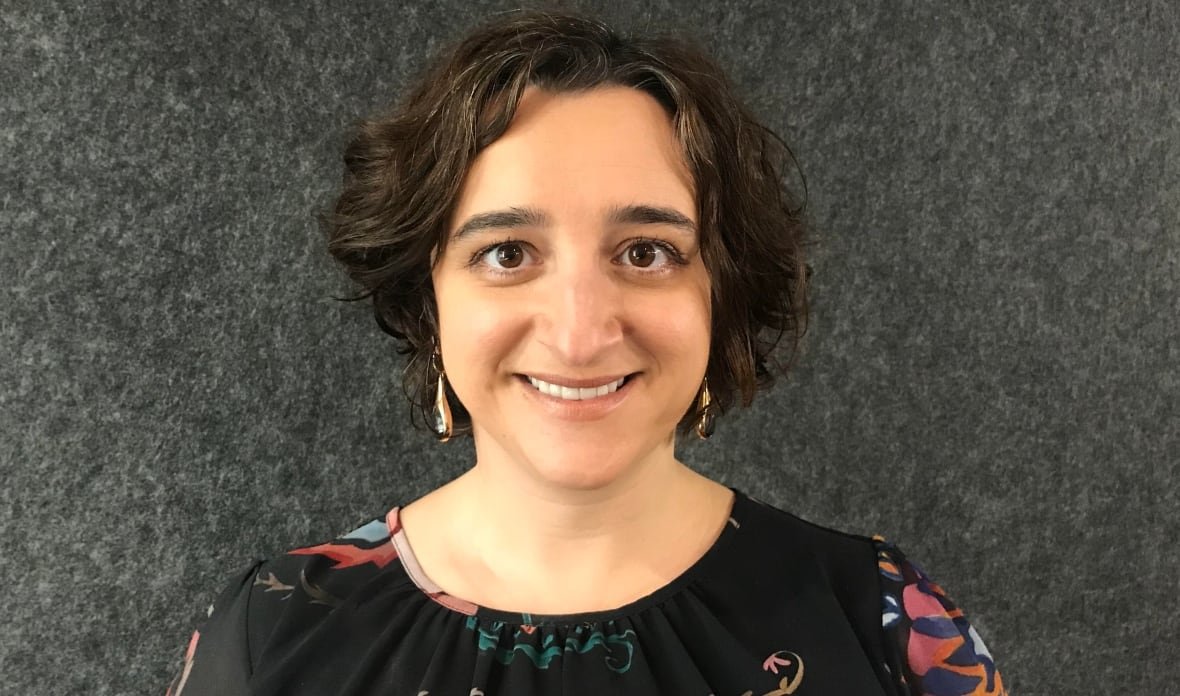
[{"left": 527, "top": 376, "right": 626, "bottom": 400}]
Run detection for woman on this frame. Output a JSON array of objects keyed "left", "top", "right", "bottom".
[{"left": 169, "top": 10, "right": 1006, "bottom": 696}]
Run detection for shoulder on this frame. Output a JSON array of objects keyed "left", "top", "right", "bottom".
[
  {"left": 728, "top": 492, "right": 1007, "bottom": 695},
  {"left": 260, "top": 515, "right": 402, "bottom": 599},
  {"left": 244, "top": 513, "right": 408, "bottom": 638},
  {"left": 873, "top": 537, "right": 1008, "bottom": 696},
  {"left": 728, "top": 492, "right": 890, "bottom": 658},
  {"left": 230, "top": 512, "right": 406, "bottom": 619},
  {"left": 733, "top": 491, "right": 882, "bottom": 583},
  {"left": 171, "top": 512, "right": 412, "bottom": 690}
]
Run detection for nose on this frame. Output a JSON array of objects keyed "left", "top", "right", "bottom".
[{"left": 536, "top": 256, "right": 625, "bottom": 367}]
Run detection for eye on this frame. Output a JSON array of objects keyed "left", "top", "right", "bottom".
[
  {"left": 627, "top": 242, "right": 658, "bottom": 268},
  {"left": 469, "top": 240, "right": 535, "bottom": 275},
  {"left": 488, "top": 242, "right": 526, "bottom": 269},
  {"left": 617, "top": 239, "right": 686, "bottom": 270}
]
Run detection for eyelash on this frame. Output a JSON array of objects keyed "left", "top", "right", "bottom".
[{"left": 465, "top": 237, "right": 689, "bottom": 277}]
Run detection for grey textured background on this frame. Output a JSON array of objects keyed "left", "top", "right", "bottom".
[{"left": 2, "top": 1, "right": 1177, "bottom": 694}]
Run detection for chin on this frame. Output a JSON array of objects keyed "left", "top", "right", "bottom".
[
  {"left": 529, "top": 452, "right": 635, "bottom": 491},
  {"left": 473, "top": 421, "right": 675, "bottom": 492}
]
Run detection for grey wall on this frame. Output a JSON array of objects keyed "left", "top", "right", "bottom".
[{"left": 3, "top": 1, "right": 1176, "bottom": 694}]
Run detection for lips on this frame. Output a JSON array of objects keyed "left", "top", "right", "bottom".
[
  {"left": 515, "top": 372, "right": 638, "bottom": 417},
  {"left": 526, "top": 375, "right": 625, "bottom": 400},
  {"left": 518, "top": 372, "right": 635, "bottom": 389},
  {"left": 526, "top": 372, "right": 637, "bottom": 401}
]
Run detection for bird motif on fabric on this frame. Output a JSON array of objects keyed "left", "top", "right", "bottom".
[{"left": 287, "top": 538, "right": 398, "bottom": 569}]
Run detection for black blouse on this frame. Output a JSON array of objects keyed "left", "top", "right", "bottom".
[{"left": 167, "top": 489, "right": 1006, "bottom": 695}]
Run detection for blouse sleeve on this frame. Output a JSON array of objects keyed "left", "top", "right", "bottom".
[
  {"left": 873, "top": 537, "right": 1008, "bottom": 696},
  {"left": 165, "top": 559, "right": 266, "bottom": 696}
]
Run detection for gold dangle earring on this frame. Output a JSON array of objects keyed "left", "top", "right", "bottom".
[
  {"left": 694, "top": 376, "right": 716, "bottom": 440},
  {"left": 431, "top": 349, "right": 453, "bottom": 442}
]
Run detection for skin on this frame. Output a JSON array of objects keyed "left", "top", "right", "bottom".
[{"left": 400, "top": 85, "right": 734, "bottom": 614}]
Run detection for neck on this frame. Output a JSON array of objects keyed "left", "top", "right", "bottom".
[
  {"left": 463, "top": 438, "right": 689, "bottom": 559},
  {"left": 425, "top": 432, "right": 731, "bottom": 611}
]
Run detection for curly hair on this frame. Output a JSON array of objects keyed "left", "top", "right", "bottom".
[{"left": 324, "top": 9, "right": 810, "bottom": 439}]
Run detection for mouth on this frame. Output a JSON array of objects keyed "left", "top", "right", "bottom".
[{"left": 515, "top": 373, "right": 639, "bottom": 401}]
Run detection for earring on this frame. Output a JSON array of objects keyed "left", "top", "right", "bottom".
[
  {"left": 431, "top": 350, "right": 453, "bottom": 442},
  {"left": 694, "top": 377, "right": 716, "bottom": 440}
]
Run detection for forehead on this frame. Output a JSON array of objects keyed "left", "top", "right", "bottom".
[{"left": 451, "top": 85, "right": 696, "bottom": 227}]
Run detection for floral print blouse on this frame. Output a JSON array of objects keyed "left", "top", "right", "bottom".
[{"left": 168, "top": 489, "right": 1006, "bottom": 695}]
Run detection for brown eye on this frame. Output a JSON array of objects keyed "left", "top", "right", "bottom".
[
  {"left": 628, "top": 242, "right": 657, "bottom": 267},
  {"left": 495, "top": 243, "right": 524, "bottom": 268}
]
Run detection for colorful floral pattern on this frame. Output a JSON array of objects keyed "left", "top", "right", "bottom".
[
  {"left": 875, "top": 536, "right": 1007, "bottom": 696},
  {"left": 465, "top": 616, "right": 638, "bottom": 673},
  {"left": 167, "top": 498, "right": 1006, "bottom": 695}
]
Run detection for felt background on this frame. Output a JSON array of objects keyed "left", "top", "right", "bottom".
[{"left": 2, "top": 1, "right": 1176, "bottom": 694}]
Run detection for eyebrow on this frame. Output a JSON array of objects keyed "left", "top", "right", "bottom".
[
  {"left": 450, "top": 204, "right": 697, "bottom": 241},
  {"left": 608, "top": 204, "right": 697, "bottom": 236}
]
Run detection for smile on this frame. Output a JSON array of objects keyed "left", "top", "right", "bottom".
[
  {"left": 515, "top": 373, "right": 638, "bottom": 421},
  {"left": 524, "top": 375, "right": 627, "bottom": 400}
]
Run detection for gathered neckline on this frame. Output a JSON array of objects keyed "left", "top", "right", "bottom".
[{"left": 384, "top": 488, "right": 745, "bottom": 626}]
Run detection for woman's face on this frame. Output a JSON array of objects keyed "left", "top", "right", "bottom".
[{"left": 432, "top": 85, "right": 711, "bottom": 490}]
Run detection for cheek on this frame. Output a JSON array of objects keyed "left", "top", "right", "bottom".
[
  {"left": 631, "top": 284, "right": 712, "bottom": 362},
  {"left": 645, "top": 301, "right": 708, "bottom": 344},
  {"left": 436, "top": 289, "right": 527, "bottom": 385},
  {"left": 663, "top": 267, "right": 711, "bottom": 335}
]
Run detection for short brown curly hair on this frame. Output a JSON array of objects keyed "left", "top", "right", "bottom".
[{"left": 324, "top": 9, "right": 810, "bottom": 439}]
